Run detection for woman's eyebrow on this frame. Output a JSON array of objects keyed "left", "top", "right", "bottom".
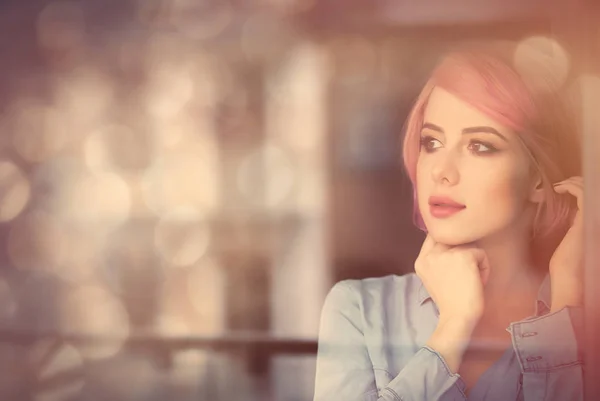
[
  {"left": 422, "top": 122, "right": 444, "bottom": 132},
  {"left": 422, "top": 122, "right": 508, "bottom": 142},
  {"left": 462, "top": 126, "right": 508, "bottom": 142}
]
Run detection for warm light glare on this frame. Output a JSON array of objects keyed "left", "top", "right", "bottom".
[
  {"left": 570, "top": 74, "right": 600, "bottom": 113},
  {"left": 59, "top": 285, "right": 130, "bottom": 360},
  {"left": 84, "top": 124, "right": 152, "bottom": 172},
  {"left": 513, "top": 36, "right": 570, "bottom": 94},
  {"left": 237, "top": 144, "right": 296, "bottom": 208},
  {"left": 0, "top": 279, "right": 17, "bottom": 321},
  {"left": 55, "top": 229, "right": 104, "bottom": 284},
  {"left": 7, "top": 211, "right": 66, "bottom": 271},
  {"left": 186, "top": 259, "right": 225, "bottom": 335},
  {"left": 141, "top": 154, "right": 219, "bottom": 217},
  {"left": 154, "top": 208, "right": 210, "bottom": 267},
  {"left": 35, "top": 344, "right": 84, "bottom": 401},
  {"left": 87, "top": 354, "right": 160, "bottom": 401},
  {"left": 156, "top": 316, "right": 192, "bottom": 337},
  {"left": 0, "top": 160, "right": 31, "bottom": 222},
  {"left": 12, "top": 9, "right": 333, "bottom": 401},
  {"left": 145, "top": 62, "right": 195, "bottom": 120},
  {"left": 266, "top": 44, "right": 328, "bottom": 153},
  {"left": 54, "top": 171, "right": 132, "bottom": 232},
  {"left": 53, "top": 67, "right": 115, "bottom": 130},
  {"left": 11, "top": 102, "right": 70, "bottom": 163}
]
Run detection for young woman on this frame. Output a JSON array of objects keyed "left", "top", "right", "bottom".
[{"left": 313, "top": 40, "right": 584, "bottom": 401}]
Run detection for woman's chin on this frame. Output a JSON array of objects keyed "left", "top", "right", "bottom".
[{"left": 426, "top": 228, "right": 478, "bottom": 247}]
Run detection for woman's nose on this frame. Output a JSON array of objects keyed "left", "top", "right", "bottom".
[{"left": 431, "top": 152, "right": 460, "bottom": 185}]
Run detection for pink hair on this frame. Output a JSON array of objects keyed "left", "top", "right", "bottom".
[{"left": 401, "top": 41, "right": 582, "bottom": 266}]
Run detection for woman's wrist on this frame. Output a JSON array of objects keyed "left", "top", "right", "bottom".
[
  {"left": 426, "top": 316, "right": 479, "bottom": 373},
  {"left": 550, "top": 273, "right": 583, "bottom": 312}
]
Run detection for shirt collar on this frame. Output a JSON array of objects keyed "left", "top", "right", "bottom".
[{"left": 418, "top": 272, "right": 552, "bottom": 316}]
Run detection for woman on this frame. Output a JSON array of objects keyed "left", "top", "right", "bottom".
[{"left": 313, "top": 40, "right": 584, "bottom": 401}]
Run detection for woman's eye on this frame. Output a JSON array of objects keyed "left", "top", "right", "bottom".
[
  {"left": 419, "top": 136, "right": 441, "bottom": 152},
  {"left": 420, "top": 136, "right": 499, "bottom": 155},
  {"left": 468, "top": 141, "right": 498, "bottom": 154}
]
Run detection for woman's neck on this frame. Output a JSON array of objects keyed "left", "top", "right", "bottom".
[{"left": 475, "top": 231, "right": 545, "bottom": 317}]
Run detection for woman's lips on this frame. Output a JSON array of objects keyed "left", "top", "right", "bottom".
[{"left": 429, "top": 204, "right": 466, "bottom": 218}]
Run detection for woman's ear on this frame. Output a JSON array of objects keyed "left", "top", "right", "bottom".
[{"left": 529, "top": 177, "right": 545, "bottom": 204}]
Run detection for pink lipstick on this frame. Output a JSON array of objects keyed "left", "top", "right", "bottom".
[{"left": 428, "top": 196, "right": 466, "bottom": 219}]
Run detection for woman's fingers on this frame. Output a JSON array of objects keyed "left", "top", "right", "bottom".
[
  {"left": 554, "top": 180, "right": 583, "bottom": 212},
  {"left": 420, "top": 234, "right": 450, "bottom": 255}
]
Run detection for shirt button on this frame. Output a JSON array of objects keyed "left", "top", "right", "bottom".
[
  {"left": 522, "top": 331, "right": 538, "bottom": 337},
  {"left": 526, "top": 356, "right": 543, "bottom": 362}
]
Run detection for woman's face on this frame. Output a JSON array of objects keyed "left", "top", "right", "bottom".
[{"left": 416, "top": 87, "right": 536, "bottom": 246}]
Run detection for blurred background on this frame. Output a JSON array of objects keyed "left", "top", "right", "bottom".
[{"left": 0, "top": 0, "right": 597, "bottom": 400}]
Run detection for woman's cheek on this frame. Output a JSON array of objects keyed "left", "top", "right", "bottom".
[{"left": 479, "top": 175, "right": 527, "bottom": 217}]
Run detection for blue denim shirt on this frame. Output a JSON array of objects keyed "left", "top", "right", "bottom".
[{"left": 313, "top": 273, "right": 584, "bottom": 401}]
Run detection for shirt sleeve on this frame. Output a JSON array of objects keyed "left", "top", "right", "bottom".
[
  {"left": 313, "top": 280, "right": 468, "bottom": 401},
  {"left": 509, "top": 306, "right": 584, "bottom": 401}
]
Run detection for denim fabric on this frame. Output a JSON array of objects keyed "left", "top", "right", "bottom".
[{"left": 313, "top": 273, "right": 583, "bottom": 401}]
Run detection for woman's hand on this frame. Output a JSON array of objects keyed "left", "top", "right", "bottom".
[
  {"left": 415, "top": 234, "right": 491, "bottom": 322},
  {"left": 549, "top": 176, "right": 584, "bottom": 310}
]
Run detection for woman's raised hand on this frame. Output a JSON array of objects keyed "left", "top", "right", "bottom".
[{"left": 415, "top": 234, "right": 490, "bottom": 323}]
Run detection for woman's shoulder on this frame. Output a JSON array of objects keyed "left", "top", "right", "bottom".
[
  {"left": 320, "top": 273, "right": 425, "bottom": 345},
  {"left": 328, "top": 272, "right": 423, "bottom": 307},
  {"left": 336, "top": 271, "right": 420, "bottom": 291}
]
